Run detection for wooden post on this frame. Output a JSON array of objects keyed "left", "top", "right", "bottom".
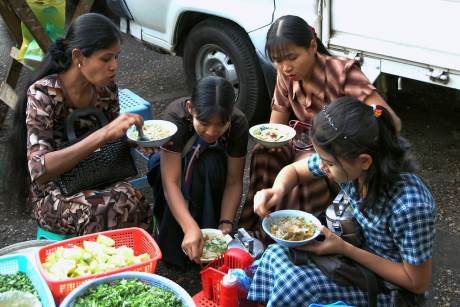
[
  {"left": 0, "top": 1, "right": 26, "bottom": 127},
  {"left": 0, "top": 0, "right": 22, "bottom": 45},
  {"left": 0, "top": 58, "right": 22, "bottom": 126},
  {"left": 8, "top": 0, "right": 52, "bottom": 53},
  {"left": 0, "top": 49, "right": 23, "bottom": 110},
  {"left": 0, "top": 0, "right": 96, "bottom": 128},
  {"left": 71, "top": 0, "right": 95, "bottom": 23},
  {"left": 0, "top": 0, "right": 52, "bottom": 127}
]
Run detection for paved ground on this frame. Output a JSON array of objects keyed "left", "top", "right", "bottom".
[{"left": 1, "top": 17, "right": 459, "bottom": 306}]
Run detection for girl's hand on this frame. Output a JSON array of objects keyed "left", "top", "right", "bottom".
[
  {"left": 101, "top": 113, "right": 143, "bottom": 142},
  {"left": 138, "top": 146, "right": 160, "bottom": 156},
  {"left": 268, "top": 147, "right": 284, "bottom": 153},
  {"left": 181, "top": 224, "right": 204, "bottom": 263},
  {"left": 295, "top": 226, "right": 348, "bottom": 255},
  {"left": 218, "top": 222, "right": 233, "bottom": 235},
  {"left": 253, "top": 187, "right": 284, "bottom": 218}
]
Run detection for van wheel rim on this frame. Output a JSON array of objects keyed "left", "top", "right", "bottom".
[{"left": 195, "top": 44, "right": 239, "bottom": 98}]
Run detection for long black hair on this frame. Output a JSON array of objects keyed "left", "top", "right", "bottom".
[
  {"left": 311, "top": 96, "right": 415, "bottom": 210},
  {"left": 190, "top": 76, "right": 236, "bottom": 124},
  {"left": 265, "top": 15, "right": 330, "bottom": 62},
  {"left": 6, "top": 13, "right": 121, "bottom": 206}
]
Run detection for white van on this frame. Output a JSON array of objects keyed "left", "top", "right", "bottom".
[{"left": 106, "top": 0, "right": 460, "bottom": 121}]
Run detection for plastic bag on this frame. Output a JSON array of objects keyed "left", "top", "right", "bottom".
[
  {"left": 0, "top": 290, "right": 41, "bottom": 307},
  {"left": 17, "top": 0, "right": 66, "bottom": 67}
]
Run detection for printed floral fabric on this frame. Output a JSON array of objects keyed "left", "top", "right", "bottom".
[{"left": 26, "top": 74, "right": 152, "bottom": 234}]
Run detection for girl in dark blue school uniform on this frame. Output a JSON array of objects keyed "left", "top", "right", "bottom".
[{"left": 148, "top": 76, "right": 248, "bottom": 267}]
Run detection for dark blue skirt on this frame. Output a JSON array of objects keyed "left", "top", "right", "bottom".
[{"left": 147, "top": 148, "right": 227, "bottom": 267}]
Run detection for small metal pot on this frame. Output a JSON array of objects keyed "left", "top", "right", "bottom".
[{"left": 326, "top": 192, "right": 363, "bottom": 247}]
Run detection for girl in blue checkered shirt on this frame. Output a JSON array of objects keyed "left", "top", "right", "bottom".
[{"left": 248, "top": 96, "right": 436, "bottom": 306}]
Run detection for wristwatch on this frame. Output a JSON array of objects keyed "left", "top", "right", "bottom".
[{"left": 218, "top": 219, "right": 234, "bottom": 227}]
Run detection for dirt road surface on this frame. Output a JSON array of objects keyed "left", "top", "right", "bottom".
[{"left": 0, "top": 18, "right": 459, "bottom": 306}]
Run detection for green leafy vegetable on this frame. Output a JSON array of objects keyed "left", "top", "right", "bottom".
[
  {"left": 74, "top": 279, "right": 182, "bottom": 307},
  {"left": 0, "top": 272, "right": 38, "bottom": 298}
]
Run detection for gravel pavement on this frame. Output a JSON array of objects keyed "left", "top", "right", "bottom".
[{"left": 0, "top": 17, "right": 459, "bottom": 306}]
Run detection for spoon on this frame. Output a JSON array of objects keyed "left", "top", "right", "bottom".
[
  {"left": 136, "top": 125, "right": 149, "bottom": 141},
  {"left": 266, "top": 213, "right": 274, "bottom": 227}
]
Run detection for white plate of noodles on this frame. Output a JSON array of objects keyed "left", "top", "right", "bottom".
[
  {"left": 201, "top": 229, "right": 232, "bottom": 263},
  {"left": 262, "top": 210, "right": 322, "bottom": 247},
  {"left": 249, "top": 123, "right": 296, "bottom": 148},
  {"left": 127, "top": 120, "right": 177, "bottom": 147}
]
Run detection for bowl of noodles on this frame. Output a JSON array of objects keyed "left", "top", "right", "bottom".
[
  {"left": 249, "top": 123, "right": 296, "bottom": 148},
  {"left": 262, "top": 210, "right": 322, "bottom": 247},
  {"left": 127, "top": 120, "right": 177, "bottom": 147},
  {"left": 200, "top": 229, "right": 232, "bottom": 263}
]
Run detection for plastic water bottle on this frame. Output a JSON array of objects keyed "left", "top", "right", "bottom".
[{"left": 220, "top": 273, "right": 239, "bottom": 307}]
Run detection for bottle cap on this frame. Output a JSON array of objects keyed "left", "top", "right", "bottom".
[{"left": 222, "top": 273, "right": 238, "bottom": 286}]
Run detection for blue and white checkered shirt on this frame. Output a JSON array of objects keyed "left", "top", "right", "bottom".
[
  {"left": 308, "top": 153, "right": 436, "bottom": 265},
  {"left": 248, "top": 154, "right": 436, "bottom": 306}
]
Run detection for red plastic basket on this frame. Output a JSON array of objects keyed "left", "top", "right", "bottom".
[
  {"left": 193, "top": 248, "right": 257, "bottom": 307},
  {"left": 36, "top": 227, "right": 161, "bottom": 303}
]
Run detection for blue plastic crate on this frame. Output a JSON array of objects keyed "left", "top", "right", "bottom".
[
  {"left": 119, "top": 88, "right": 153, "bottom": 120},
  {"left": 0, "top": 254, "right": 55, "bottom": 307}
]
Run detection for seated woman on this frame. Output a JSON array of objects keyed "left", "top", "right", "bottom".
[
  {"left": 147, "top": 76, "right": 248, "bottom": 267},
  {"left": 239, "top": 15, "right": 401, "bottom": 236},
  {"left": 248, "top": 97, "right": 435, "bottom": 306},
  {"left": 6, "top": 13, "right": 153, "bottom": 235}
]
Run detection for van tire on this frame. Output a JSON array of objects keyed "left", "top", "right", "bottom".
[{"left": 182, "top": 19, "right": 268, "bottom": 123}]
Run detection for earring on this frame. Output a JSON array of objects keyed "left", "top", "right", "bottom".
[{"left": 78, "top": 63, "right": 81, "bottom": 68}]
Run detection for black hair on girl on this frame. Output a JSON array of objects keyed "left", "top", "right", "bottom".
[
  {"left": 190, "top": 76, "right": 236, "bottom": 124},
  {"left": 6, "top": 13, "right": 121, "bottom": 206},
  {"left": 311, "top": 96, "right": 415, "bottom": 210},
  {"left": 265, "top": 15, "right": 330, "bottom": 62}
]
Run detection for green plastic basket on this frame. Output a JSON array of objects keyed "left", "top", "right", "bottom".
[{"left": 0, "top": 254, "right": 55, "bottom": 307}]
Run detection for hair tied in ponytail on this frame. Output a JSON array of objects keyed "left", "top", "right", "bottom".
[
  {"left": 49, "top": 38, "right": 68, "bottom": 68},
  {"left": 309, "top": 26, "right": 317, "bottom": 39}
]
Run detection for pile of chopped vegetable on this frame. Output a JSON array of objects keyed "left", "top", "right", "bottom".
[
  {"left": 0, "top": 272, "right": 38, "bottom": 298},
  {"left": 74, "top": 279, "right": 182, "bottom": 307},
  {"left": 43, "top": 234, "right": 150, "bottom": 280}
]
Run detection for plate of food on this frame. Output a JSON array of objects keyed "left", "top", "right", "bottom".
[
  {"left": 201, "top": 229, "right": 232, "bottom": 263},
  {"left": 127, "top": 119, "right": 177, "bottom": 147},
  {"left": 249, "top": 123, "right": 296, "bottom": 148},
  {"left": 262, "top": 210, "right": 322, "bottom": 248}
]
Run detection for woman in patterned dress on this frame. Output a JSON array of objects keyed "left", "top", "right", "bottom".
[
  {"left": 239, "top": 15, "right": 401, "bottom": 237},
  {"left": 248, "top": 97, "right": 435, "bottom": 306},
  {"left": 6, "top": 13, "right": 153, "bottom": 235}
]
